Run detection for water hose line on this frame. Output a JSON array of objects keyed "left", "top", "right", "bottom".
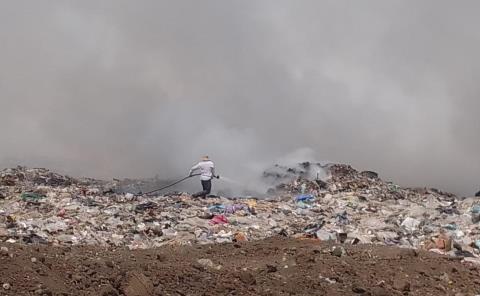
[{"left": 140, "top": 173, "right": 200, "bottom": 196}]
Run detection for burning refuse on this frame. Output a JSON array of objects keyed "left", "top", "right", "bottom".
[{"left": 0, "top": 163, "right": 479, "bottom": 265}]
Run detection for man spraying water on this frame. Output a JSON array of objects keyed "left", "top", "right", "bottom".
[{"left": 189, "top": 156, "right": 219, "bottom": 198}]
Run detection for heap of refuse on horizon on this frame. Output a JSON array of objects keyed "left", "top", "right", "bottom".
[{"left": 1, "top": 164, "right": 480, "bottom": 266}]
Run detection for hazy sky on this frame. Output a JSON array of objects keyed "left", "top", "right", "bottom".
[{"left": 0, "top": 1, "right": 479, "bottom": 195}]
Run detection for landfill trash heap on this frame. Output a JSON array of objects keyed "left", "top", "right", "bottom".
[{"left": 0, "top": 165, "right": 480, "bottom": 265}]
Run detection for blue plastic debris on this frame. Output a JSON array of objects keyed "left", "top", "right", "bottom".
[
  {"left": 442, "top": 223, "right": 457, "bottom": 231},
  {"left": 475, "top": 239, "right": 480, "bottom": 250},
  {"left": 295, "top": 194, "right": 315, "bottom": 202},
  {"left": 471, "top": 205, "right": 480, "bottom": 214},
  {"left": 208, "top": 205, "right": 225, "bottom": 214}
]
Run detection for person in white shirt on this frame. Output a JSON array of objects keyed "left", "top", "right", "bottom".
[{"left": 189, "top": 156, "right": 218, "bottom": 198}]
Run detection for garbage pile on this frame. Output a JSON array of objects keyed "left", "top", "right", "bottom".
[{"left": 1, "top": 165, "right": 480, "bottom": 264}]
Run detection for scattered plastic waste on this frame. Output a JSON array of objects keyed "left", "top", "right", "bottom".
[
  {"left": 443, "top": 223, "right": 457, "bottom": 231},
  {"left": 315, "top": 230, "right": 336, "bottom": 241},
  {"left": 471, "top": 205, "right": 480, "bottom": 214},
  {"left": 0, "top": 164, "right": 478, "bottom": 260},
  {"left": 295, "top": 194, "right": 315, "bottom": 202},
  {"left": 208, "top": 205, "right": 226, "bottom": 214},
  {"left": 475, "top": 240, "right": 480, "bottom": 250},
  {"left": 210, "top": 215, "right": 229, "bottom": 225},
  {"left": 401, "top": 217, "right": 421, "bottom": 232},
  {"left": 135, "top": 202, "right": 158, "bottom": 213},
  {"left": 20, "top": 192, "right": 45, "bottom": 202},
  {"left": 335, "top": 211, "right": 349, "bottom": 225}
]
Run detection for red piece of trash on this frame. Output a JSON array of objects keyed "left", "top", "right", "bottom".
[
  {"left": 57, "top": 209, "right": 66, "bottom": 217},
  {"left": 210, "top": 215, "right": 228, "bottom": 225}
]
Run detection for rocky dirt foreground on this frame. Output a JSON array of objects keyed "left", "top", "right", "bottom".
[{"left": 1, "top": 237, "right": 480, "bottom": 296}]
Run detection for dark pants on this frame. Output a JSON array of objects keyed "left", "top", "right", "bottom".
[{"left": 193, "top": 179, "right": 212, "bottom": 198}]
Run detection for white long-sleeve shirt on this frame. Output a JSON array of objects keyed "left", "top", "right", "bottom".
[{"left": 190, "top": 160, "right": 215, "bottom": 181}]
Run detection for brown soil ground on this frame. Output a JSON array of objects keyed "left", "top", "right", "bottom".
[{"left": 1, "top": 237, "right": 479, "bottom": 296}]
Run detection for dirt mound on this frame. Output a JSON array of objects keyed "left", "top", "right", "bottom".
[{"left": 1, "top": 237, "right": 479, "bottom": 295}]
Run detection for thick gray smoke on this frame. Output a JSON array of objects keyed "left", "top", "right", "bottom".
[{"left": 1, "top": 1, "right": 479, "bottom": 196}]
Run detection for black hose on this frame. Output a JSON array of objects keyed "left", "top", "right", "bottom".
[{"left": 140, "top": 173, "right": 200, "bottom": 196}]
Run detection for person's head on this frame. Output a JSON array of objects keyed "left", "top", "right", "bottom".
[{"left": 201, "top": 155, "right": 210, "bottom": 161}]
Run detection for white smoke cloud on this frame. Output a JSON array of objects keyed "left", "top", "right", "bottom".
[{"left": 0, "top": 0, "right": 479, "bottom": 196}]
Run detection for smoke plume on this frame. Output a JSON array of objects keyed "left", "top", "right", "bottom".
[{"left": 0, "top": 1, "right": 479, "bottom": 196}]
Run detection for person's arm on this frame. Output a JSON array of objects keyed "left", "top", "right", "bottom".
[
  {"left": 189, "top": 163, "right": 200, "bottom": 176},
  {"left": 211, "top": 166, "right": 216, "bottom": 178}
]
